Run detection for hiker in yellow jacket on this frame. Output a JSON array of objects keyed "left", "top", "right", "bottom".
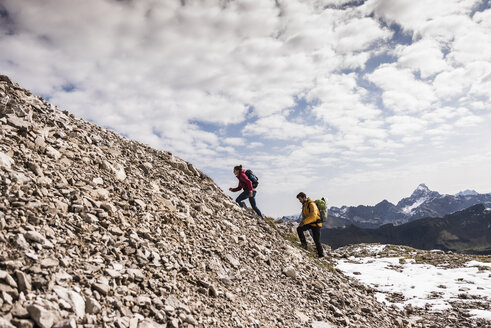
[{"left": 296, "top": 192, "right": 324, "bottom": 258}]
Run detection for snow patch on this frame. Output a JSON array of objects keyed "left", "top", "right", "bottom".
[
  {"left": 465, "top": 261, "right": 491, "bottom": 268},
  {"left": 336, "top": 256, "right": 491, "bottom": 321},
  {"left": 469, "top": 309, "right": 491, "bottom": 321},
  {"left": 401, "top": 197, "right": 428, "bottom": 214}
]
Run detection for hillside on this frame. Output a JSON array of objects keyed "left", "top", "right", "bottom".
[
  {"left": 321, "top": 204, "right": 491, "bottom": 254},
  {"left": 2, "top": 75, "right": 489, "bottom": 327},
  {"left": 0, "top": 75, "right": 418, "bottom": 328}
]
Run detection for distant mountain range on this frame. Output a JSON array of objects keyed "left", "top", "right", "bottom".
[
  {"left": 321, "top": 204, "right": 491, "bottom": 255},
  {"left": 278, "top": 184, "right": 491, "bottom": 229}
]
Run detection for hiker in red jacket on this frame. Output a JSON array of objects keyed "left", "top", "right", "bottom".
[{"left": 229, "top": 165, "right": 263, "bottom": 219}]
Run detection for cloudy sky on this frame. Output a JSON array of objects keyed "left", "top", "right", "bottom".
[{"left": 1, "top": 0, "right": 491, "bottom": 217}]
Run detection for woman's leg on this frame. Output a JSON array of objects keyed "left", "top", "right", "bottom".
[
  {"left": 235, "top": 190, "right": 249, "bottom": 207},
  {"left": 248, "top": 191, "right": 263, "bottom": 218}
]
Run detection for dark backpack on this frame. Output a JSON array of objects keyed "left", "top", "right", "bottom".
[{"left": 245, "top": 169, "right": 259, "bottom": 188}]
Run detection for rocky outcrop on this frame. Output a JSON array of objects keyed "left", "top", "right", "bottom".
[{"left": 0, "top": 75, "right": 487, "bottom": 327}]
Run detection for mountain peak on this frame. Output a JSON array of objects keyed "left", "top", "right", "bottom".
[
  {"left": 456, "top": 189, "right": 479, "bottom": 197},
  {"left": 410, "top": 183, "right": 432, "bottom": 197}
]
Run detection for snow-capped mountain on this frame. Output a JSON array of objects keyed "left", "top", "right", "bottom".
[
  {"left": 328, "top": 184, "right": 491, "bottom": 228},
  {"left": 456, "top": 189, "right": 479, "bottom": 197},
  {"left": 277, "top": 213, "right": 301, "bottom": 222}
]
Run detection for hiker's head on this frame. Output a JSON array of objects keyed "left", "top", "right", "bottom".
[
  {"left": 233, "top": 165, "right": 242, "bottom": 175},
  {"left": 296, "top": 192, "right": 307, "bottom": 203}
]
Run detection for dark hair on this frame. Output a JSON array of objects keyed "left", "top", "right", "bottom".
[
  {"left": 233, "top": 165, "right": 243, "bottom": 172},
  {"left": 296, "top": 192, "right": 306, "bottom": 199}
]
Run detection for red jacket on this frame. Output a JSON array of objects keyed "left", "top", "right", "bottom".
[{"left": 231, "top": 169, "right": 254, "bottom": 192}]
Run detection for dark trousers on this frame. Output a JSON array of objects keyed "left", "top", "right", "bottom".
[
  {"left": 297, "top": 224, "right": 324, "bottom": 257},
  {"left": 236, "top": 190, "right": 263, "bottom": 218}
]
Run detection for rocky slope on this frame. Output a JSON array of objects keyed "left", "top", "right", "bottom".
[
  {"left": 1, "top": 75, "right": 488, "bottom": 328},
  {"left": 0, "top": 75, "right": 412, "bottom": 328}
]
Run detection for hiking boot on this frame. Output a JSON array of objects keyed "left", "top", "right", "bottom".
[
  {"left": 318, "top": 254, "right": 324, "bottom": 258},
  {"left": 300, "top": 244, "right": 308, "bottom": 250}
]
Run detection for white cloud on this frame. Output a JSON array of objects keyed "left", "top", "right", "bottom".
[
  {"left": 224, "top": 137, "right": 246, "bottom": 146},
  {"left": 308, "top": 73, "right": 383, "bottom": 134},
  {"left": 387, "top": 115, "right": 428, "bottom": 136},
  {"left": 454, "top": 114, "right": 483, "bottom": 127},
  {"left": 369, "top": 0, "right": 479, "bottom": 38},
  {"left": 334, "top": 17, "right": 393, "bottom": 52},
  {"left": 395, "top": 39, "right": 448, "bottom": 78},
  {"left": 367, "top": 64, "right": 436, "bottom": 113},
  {"left": 433, "top": 62, "right": 491, "bottom": 101},
  {"left": 243, "top": 114, "right": 318, "bottom": 140}
]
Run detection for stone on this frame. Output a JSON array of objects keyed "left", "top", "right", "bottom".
[
  {"left": 13, "top": 234, "right": 30, "bottom": 250},
  {"left": 90, "top": 188, "right": 110, "bottom": 201},
  {"left": 26, "top": 304, "right": 59, "bottom": 328},
  {"left": 85, "top": 297, "right": 101, "bottom": 314},
  {"left": 53, "top": 286, "right": 85, "bottom": 318},
  {"left": 0, "top": 152, "right": 14, "bottom": 170},
  {"left": 139, "top": 163, "right": 153, "bottom": 174},
  {"left": 15, "top": 271, "right": 32, "bottom": 292},
  {"left": 0, "top": 318, "right": 15, "bottom": 328},
  {"left": 40, "top": 258, "right": 59, "bottom": 268},
  {"left": 109, "top": 225, "right": 124, "bottom": 236},
  {"left": 133, "top": 199, "right": 146, "bottom": 210},
  {"left": 24, "top": 231, "right": 45, "bottom": 243},
  {"left": 183, "top": 314, "right": 198, "bottom": 325},
  {"left": 0, "top": 271, "right": 17, "bottom": 288},
  {"left": 225, "top": 254, "right": 240, "bottom": 268},
  {"left": 6, "top": 114, "right": 31, "bottom": 129},
  {"left": 92, "top": 282, "right": 110, "bottom": 296},
  {"left": 34, "top": 136, "right": 46, "bottom": 150},
  {"left": 10, "top": 318, "right": 34, "bottom": 328},
  {"left": 101, "top": 202, "right": 118, "bottom": 215},
  {"left": 138, "top": 319, "right": 164, "bottom": 328},
  {"left": 102, "top": 161, "right": 126, "bottom": 181},
  {"left": 311, "top": 321, "right": 336, "bottom": 328},
  {"left": 11, "top": 301, "right": 29, "bottom": 318},
  {"left": 45, "top": 146, "right": 62, "bottom": 160},
  {"left": 92, "top": 177, "right": 104, "bottom": 185},
  {"left": 52, "top": 319, "right": 76, "bottom": 328},
  {"left": 283, "top": 267, "right": 297, "bottom": 279}
]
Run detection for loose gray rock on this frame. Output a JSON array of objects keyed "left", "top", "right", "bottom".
[
  {"left": 0, "top": 318, "right": 15, "bottom": 328},
  {"left": 26, "top": 304, "right": 59, "bottom": 328},
  {"left": 85, "top": 298, "right": 101, "bottom": 314},
  {"left": 52, "top": 319, "right": 76, "bottom": 328},
  {"left": 138, "top": 319, "right": 164, "bottom": 328}
]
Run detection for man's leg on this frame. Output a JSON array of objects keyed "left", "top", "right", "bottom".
[
  {"left": 248, "top": 191, "right": 263, "bottom": 218},
  {"left": 296, "top": 225, "right": 309, "bottom": 248},
  {"left": 311, "top": 226, "right": 324, "bottom": 258},
  {"left": 235, "top": 191, "right": 249, "bottom": 207}
]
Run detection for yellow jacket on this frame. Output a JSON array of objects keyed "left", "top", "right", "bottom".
[{"left": 301, "top": 198, "right": 322, "bottom": 227}]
